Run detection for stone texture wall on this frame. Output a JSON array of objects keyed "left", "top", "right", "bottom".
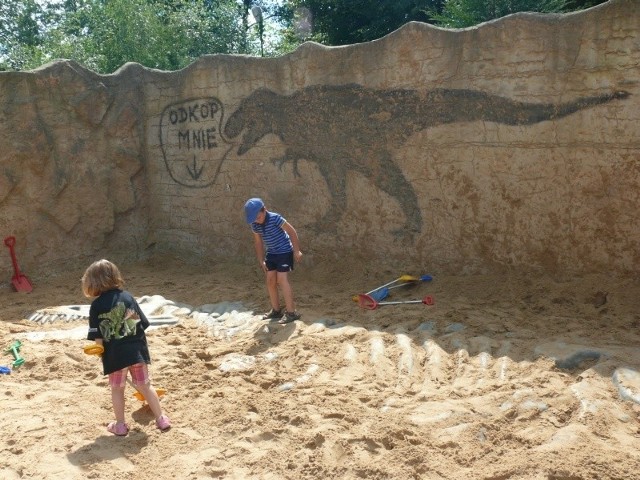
[{"left": 0, "top": 0, "right": 638, "bottom": 279}]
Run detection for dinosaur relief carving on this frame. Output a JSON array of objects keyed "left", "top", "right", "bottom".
[{"left": 223, "top": 85, "right": 629, "bottom": 237}]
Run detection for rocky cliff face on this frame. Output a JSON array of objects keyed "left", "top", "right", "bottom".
[
  {"left": 0, "top": 0, "right": 638, "bottom": 279},
  {"left": 0, "top": 61, "right": 149, "bottom": 275}
]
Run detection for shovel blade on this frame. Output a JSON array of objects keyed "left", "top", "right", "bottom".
[
  {"left": 133, "top": 388, "right": 167, "bottom": 402},
  {"left": 11, "top": 274, "right": 33, "bottom": 293},
  {"left": 369, "top": 288, "right": 388, "bottom": 302}
]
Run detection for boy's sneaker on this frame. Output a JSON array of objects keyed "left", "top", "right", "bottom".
[
  {"left": 262, "top": 308, "right": 283, "bottom": 321},
  {"left": 279, "top": 311, "right": 301, "bottom": 324}
]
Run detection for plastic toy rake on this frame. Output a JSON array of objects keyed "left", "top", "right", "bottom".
[
  {"left": 358, "top": 293, "right": 434, "bottom": 310},
  {"left": 352, "top": 274, "right": 432, "bottom": 302}
]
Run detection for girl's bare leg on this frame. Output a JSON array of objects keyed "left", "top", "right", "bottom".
[
  {"left": 136, "top": 382, "right": 165, "bottom": 419},
  {"left": 111, "top": 386, "right": 126, "bottom": 423}
]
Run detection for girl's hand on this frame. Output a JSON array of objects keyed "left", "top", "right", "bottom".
[{"left": 294, "top": 250, "right": 303, "bottom": 262}]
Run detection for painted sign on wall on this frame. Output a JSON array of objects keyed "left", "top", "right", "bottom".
[{"left": 159, "top": 97, "right": 232, "bottom": 188}]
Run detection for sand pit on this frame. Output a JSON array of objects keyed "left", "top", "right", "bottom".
[{"left": 1, "top": 255, "right": 640, "bottom": 479}]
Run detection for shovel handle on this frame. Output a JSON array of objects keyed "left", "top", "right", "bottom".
[
  {"left": 365, "top": 274, "right": 432, "bottom": 296},
  {"left": 4, "top": 236, "right": 23, "bottom": 277},
  {"left": 364, "top": 276, "right": 403, "bottom": 295},
  {"left": 358, "top": 294, "right": 434, "bottom": 310},
  {"left": 376, "top": 295, "right": 435, "bottom": 307}
]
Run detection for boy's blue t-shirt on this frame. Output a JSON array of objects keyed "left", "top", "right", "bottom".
[{"left": 251, "top": 211, "right": 293, "bottom": 254}]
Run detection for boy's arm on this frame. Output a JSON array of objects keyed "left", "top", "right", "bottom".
[
  {"left": 282, "top": 222, "right": 303, "bottom": 262},
  {"left": 253, "top": 232, "right": 266, "bottom": 269}
]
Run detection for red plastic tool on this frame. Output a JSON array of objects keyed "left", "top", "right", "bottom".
[
  {"left": 4, "top": 236, "right": 33, "bottom": 292},
  {"left": 358, "top": 293, "right": 434, "bottom": 310}
]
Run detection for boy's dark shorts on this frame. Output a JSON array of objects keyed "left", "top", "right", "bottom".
[{"left": 265, "top": 252, "right": 294, "bottom": 272}]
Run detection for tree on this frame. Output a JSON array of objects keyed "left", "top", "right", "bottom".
[
  {"left": 157, "top": 0, "right": 245, "bottom": 65},
  {"left": 277, "top": 0, "right": 609, "bottom": 48},
  {"left": 0, "top": 0, "right": 612, "bottom": 71},
  {"left": 0, "top": 0, "right": 52, "bottom": 70},
  {"left": 565, "top": 0, "right": 608, "bottom": 8},
  {"left": 1, "top": 0, "right": 249, "bottom": 73},
  {"left": 430, "top": 0, "right": 607, "bottom": 29},
  {"left": 240, "top": 1, "right": 292, "bottom": 57},
  {"left": 63, "top": 0, "right": 247, "bottom": 72},
  {"left": 280, "top": 0, "right": 444, "bottom": 46}
]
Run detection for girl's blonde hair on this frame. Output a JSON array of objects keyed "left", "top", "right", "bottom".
[{"left": 81, "top": 259, "right": 125, "bottom": 298}]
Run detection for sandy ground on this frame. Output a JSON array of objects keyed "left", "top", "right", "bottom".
[{"left": 1, "top": 254, "right": 640, "bottom": 479}]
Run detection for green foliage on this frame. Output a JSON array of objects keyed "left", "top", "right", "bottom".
[
  {"left": 0, "top": 0, "right": 50, "bottom": 70},
  {"left": 564, "top": 0, "right": 607, "bottom": 8},
  {"left": 171, "top": 1, "right": 244, "bottom": 60},
  {"left": 277, "top": 0, "right": 608, "bottom": 47},
  {"left": 281, "top": 0, "right": 443, "bottom": 46},
  {"left": 82, "top": 0, "right": 173, "bottom": 72},
  {"left": 1, "top": 0, "right": 247, "bottom": 73},
  {"left": 431, "top": 0, "right": 570, "bottom": 29},
  {"left": 0, "top": 0, "right": 614, "bottom": 71},
  {"left": 77, "top": 0, "right": 247, "bottom": 72}
]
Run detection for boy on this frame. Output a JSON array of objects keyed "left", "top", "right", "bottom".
[{"left": 245, "top": 197, "right": 303, "bottom": 324}]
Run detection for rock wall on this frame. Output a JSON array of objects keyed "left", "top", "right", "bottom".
[{"left": 0, "top": 0, "right": 638, "bottom": 280}]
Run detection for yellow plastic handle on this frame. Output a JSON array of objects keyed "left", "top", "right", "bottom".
[
  {"left": 398, "top": 274, "right": 419, "bottom": 282},
  {"left": 83, "top": 343, "right": 104, "bottom": 356}
]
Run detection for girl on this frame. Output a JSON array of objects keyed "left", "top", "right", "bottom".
[{"left": 82, "top": 259, "right": 171, "bottom": 436}]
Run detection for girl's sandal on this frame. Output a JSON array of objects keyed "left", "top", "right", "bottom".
[
  {"left": 107, "top": 421, "right": 130, "bottom": 436},
  {"left": 156, "top": 415, "right": 172, "bottom": 431}
]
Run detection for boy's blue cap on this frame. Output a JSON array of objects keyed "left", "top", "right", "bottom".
[{"left": 244, "top": 198, "right": 264, "bottom": 223}]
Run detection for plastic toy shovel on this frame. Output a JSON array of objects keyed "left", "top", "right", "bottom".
[
  {"left": 83, "top": 344, "right": 167, "bottom": 401},
  {"left": 131, "top": 382, "right": 167, "bottom": 402},
  {"left": 4, "top": 236, "right": 33, "bottom": 292}
]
